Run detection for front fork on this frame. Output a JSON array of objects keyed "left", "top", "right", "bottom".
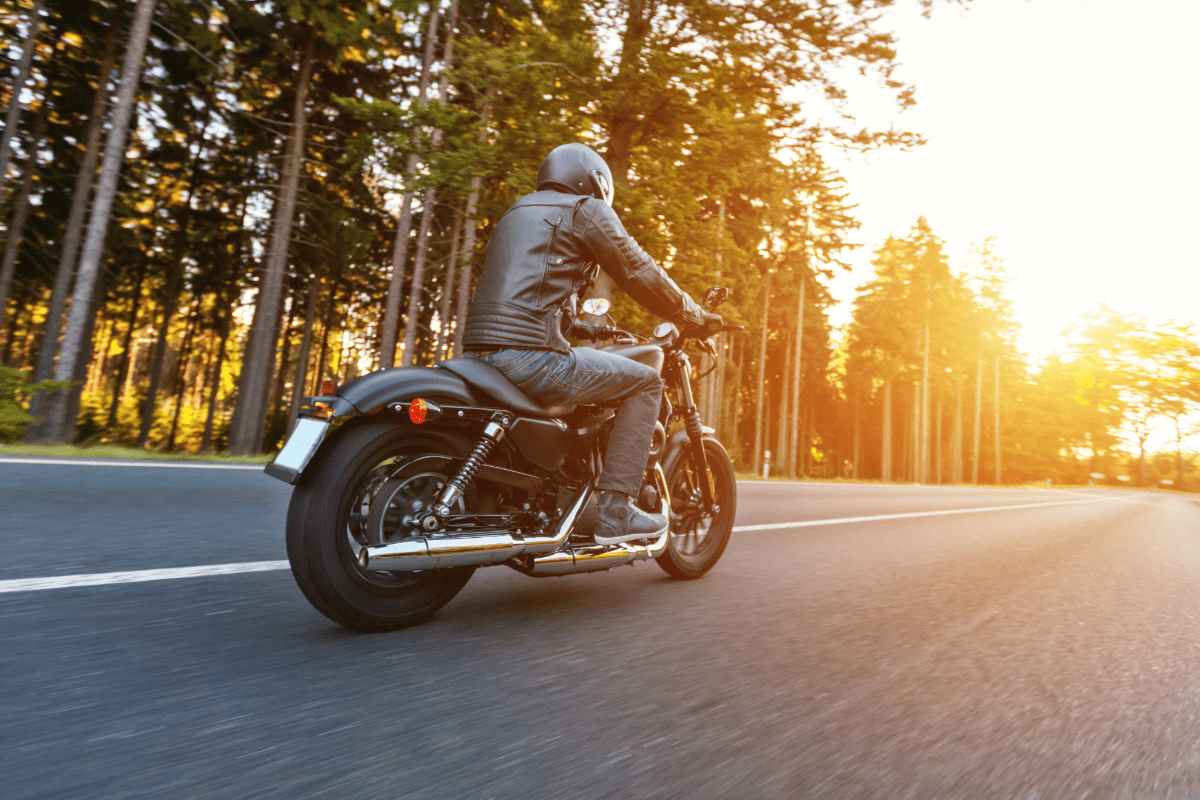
[{"left": 670, "top": 354, "right": 718, "bottom": 512}]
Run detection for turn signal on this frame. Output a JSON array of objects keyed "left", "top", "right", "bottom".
[
  {"left": 321, "top": 380, "right": 337, "bottom": 395},
  {"left": 409, "top": 398, "right": 428, "bottom": 424}
]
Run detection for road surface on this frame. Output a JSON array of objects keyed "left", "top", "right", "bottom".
[{"left": 2, "top": 456, "right": 1197, "bottom": 799}]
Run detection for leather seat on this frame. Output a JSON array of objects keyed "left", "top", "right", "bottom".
[
  {"left": 598, "top": 343, "right": 665, "bottom": 374},
  {"left": 437, "top": 358, "right": 576, "bottom": 419}
]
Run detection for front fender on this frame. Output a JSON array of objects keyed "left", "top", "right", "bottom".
[{"left": 663, "top": 424, "right": 716, "bottom": 469}]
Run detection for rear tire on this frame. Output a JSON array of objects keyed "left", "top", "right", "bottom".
[
  {"left": 287, "top": 417, "right": 484, "bottom": 632},
  {"left": 656, "top": 436, "right": 736, "bottom": 580}
]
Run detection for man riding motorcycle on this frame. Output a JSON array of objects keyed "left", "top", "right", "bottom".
[{"left": 463, "top": 143, "right": 720, "bottom": 545}]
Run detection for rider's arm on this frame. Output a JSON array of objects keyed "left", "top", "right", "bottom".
[{"left": 575, "top": 199, "right": 705, "bottom": 326}]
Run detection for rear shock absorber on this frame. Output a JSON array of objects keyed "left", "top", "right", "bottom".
[{"left": 422, "top": 418, "right": 509, "bottom": 531}]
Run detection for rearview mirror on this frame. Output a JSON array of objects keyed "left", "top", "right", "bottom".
[
  {"left": 581, "top": 298, "right": 611, "bottom": 316},
  {"left": 702, "top": 286, "right": 730, "bottom": 311}
]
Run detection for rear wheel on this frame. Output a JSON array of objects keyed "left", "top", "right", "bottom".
[
  {"left": 656, "top": 437, "right": 736, "bottom": 579},
  {"left": 287, "top": 418, "right": 487, "bottom": 632}
]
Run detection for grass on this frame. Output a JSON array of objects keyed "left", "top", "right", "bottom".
[{"left": 0, "top": 443, "right": 272, "bottom": 463}]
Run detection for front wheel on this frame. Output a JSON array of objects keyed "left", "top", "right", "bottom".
[
  {"left": 286, "top": 417, "right": 484, "bottom": 632},
  {"left": 656, "top": 436, "right": 736, "bottom": 579}
]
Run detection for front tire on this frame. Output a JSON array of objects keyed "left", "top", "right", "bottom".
[
  {"left": 656, "top": 436, "right": 736, "bottom": 579},
  {"left": 287, "top": 417, "right": 483, "bottom": 632}
]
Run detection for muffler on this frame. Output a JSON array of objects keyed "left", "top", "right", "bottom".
[
  {"left": 511, "top": 464, "right": 672, "bottom": 577},
  {"left": 358, "top": 484, "right": 593, "bottom": 572},
  {"left": 511, "top": 528, "right": 670, "bottom": 576}
]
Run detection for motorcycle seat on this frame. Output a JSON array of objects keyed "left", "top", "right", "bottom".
[
  {"left": 437, "top": 358, "right": 576, "bottom": 419},
  {"left": 598, "top": 343, "right": 665, "bottom": 375}
]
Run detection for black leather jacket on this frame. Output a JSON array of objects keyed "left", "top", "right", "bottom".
[{"left": 462, "top": 190, "right": 705, "bottom": 353}]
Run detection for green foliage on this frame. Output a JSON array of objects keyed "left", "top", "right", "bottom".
[{"left": 0, "top": 367, "right": 73, "bottom": 442}]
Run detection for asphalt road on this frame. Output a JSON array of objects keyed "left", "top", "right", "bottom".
[{"left": 2, "top": 456, "right": 1199, "bottom": 799}]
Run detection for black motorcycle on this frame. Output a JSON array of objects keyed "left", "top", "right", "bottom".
[{"left": 266, "top": 287, "right": 740, "bottom": 631}]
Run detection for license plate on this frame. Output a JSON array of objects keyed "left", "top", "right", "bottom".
[{"left": 264, "top": 417, "right": 329, "bottom": 484}]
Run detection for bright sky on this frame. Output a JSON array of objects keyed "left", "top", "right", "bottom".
[{"left": 824, "top": 0, "right": 1200, "bottom": 364}]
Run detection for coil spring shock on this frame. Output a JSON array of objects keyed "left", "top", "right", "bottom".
[{"left": 423, "top": 420, "right": 507, "bottom": 530}]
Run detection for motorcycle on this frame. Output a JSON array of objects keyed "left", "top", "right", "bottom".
[{"left": 266, "top": 287, "right": 741, "bottom": 632}]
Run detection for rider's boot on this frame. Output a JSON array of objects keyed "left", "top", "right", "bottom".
[{"left": 594, "top": 490, "right": 668, "bottom": 545}]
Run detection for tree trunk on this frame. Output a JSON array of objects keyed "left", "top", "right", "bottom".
[
  {"left": 269, "top": 295, "right": 297, "bottom": 433},
  {"left": 972, "top": 346, "right": 982, "bottom": 484},
  {"left": 0, "top": 103, "right": 47, "bottom": 319},
  {"left": 729, "top": 336, "right": 744, "bottom": 463},
  {"left": 200, "top": 302, "right": 231, "bottom": 453},
  {"left": 59, "top": 272, "right": 106, "bottom": 441},
  {"left": 852, "top": 390, "right": 860, "bottom": 479},
  {"left": 313, "top": 273, "right": 339, "bottom": 393},
  {"left": 165, "top": 300, "right": 200, "bottom": 451},
  {"left": 935, "top": 391, "right": 942, "bottom": 484},
  {"left": 287, "top": 272, "right": 319, "bottom": 432},
  {"left": 778, "top": 333, "right": 791, "bottom": 476},
  {"left": 450, "top": 86, "right": 495, "bottom": 360},
  {"left": 435, "top": 202, "right": 463, "bottom": 361},
  {"left": 713, "top": 333, "right": 727, "bottom": 438},
  {"left": 104, "top": 258, "right": 148, "bottom": 430},
  {"left": 1137, "top": 433, "right": 1147, "bottom": 487},
  {"left": 226, "top": 32, "right": 314, "bottom": 454},
  {"left": 402, "top": 187, "right": 438, "bottom": 366},
  {"left": 401, "top": 0, "right": 460, "bottom": 367},
  {"left": 881, "top": 380, "right": 892, "bottom": 481},
  {"left": 993, "top": 353, "right": 1001, "bottom": 485},
  {"left": 788, "top": 275, "right": 804, "bottom": 478},
  {"left": 911, "top": 384, "right": 920, "bottom": 482},
  {"left": 1175, "top": 417, "right": 1185, "bottom": 491},
  {"left": 379, "top": 0, "right": 441, "bottom": 368},
  {"left": 135, "top": 118, "right": 209, "bottom": 448},
  {"left": 0, "top": 0, "right": 43, "bottom": 205},
  {"left": 953, "top": 381, "right": 963, "bottom": 483},
  {"left": 752, "top": 270, "right": 770, "bottom": 472},
  {"left": 45, "top": 0, "right": 158, "bottom": 442},
  {"left": 27, "top": 37, "right": 115, "bottom": 414},
  {"left": 920, "top": 300, "right": 930, "bottom": 483},
  {"left": 135, "top": 269, "right": 182, "bottom": 448}
]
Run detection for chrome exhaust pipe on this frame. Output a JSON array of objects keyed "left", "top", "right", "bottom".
[
  {"left": 514, "top": 465, "right": 671, "bottom": 577},
  {"left": 358, "top": 483, "right": 593, "bottom": 572}
]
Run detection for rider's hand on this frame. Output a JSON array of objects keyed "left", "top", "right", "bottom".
[
  {"left": 569, "top": 320, "right": 600, "bottom": 340},
  {"left": 700, "top": 311, "right": 724, "bottom": 335}
]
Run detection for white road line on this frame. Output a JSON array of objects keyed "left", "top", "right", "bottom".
[
  {"left": 0, "top": 561, "right": 290, "bottom": 594},
  {"left": 730, "top": 498, "right": 1111, "bottom": 532},
  {"left": 0, "top": 497, "right": 1117, "bottom": 594},
  {"left": 0, "top": 457, "right": 264, "bottom": 470}
]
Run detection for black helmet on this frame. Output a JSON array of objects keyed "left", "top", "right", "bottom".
[{"left": 536, "top": 143, "right": 615, "bottom": 207}]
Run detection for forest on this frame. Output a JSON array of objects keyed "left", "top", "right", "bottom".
[{"left": 0, "top": 0, "right": 1196, "bottom": 488}]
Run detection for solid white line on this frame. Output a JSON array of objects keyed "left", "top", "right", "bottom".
[
  {"left": 0, "top": 498, "right": 1116, "bottom": 595},
  {"left": 0, "top": 561, "right": 290, "bottom": 594},
  {"left": 0, "top": 457, "right": 264, "bottom": 470},
  {"left": 730, "top": 498, "right": 1111, "bottom": 532}
]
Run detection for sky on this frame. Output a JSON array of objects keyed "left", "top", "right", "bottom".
[{"left": 822, "top": 0, "right": 1200, "bottom": 363}]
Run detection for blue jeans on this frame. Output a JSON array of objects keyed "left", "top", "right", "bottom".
[{"left": 470, "top": 347, "right": 663, "bottom": 496}]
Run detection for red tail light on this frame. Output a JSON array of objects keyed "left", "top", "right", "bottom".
[{"left": 409, "top": 398, "right": 427, "bottom": 424}]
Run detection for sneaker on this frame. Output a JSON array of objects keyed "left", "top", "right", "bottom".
[{"left": 594, "top": 491, "right": 669, "bottom": 545}]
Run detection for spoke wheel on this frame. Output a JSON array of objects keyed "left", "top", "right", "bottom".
[
  {"left": 287, "top": 418, "right": 488, "bottom": 631},
  {"left": 657, "top": 437, "right": 736, "bottom": 580}
]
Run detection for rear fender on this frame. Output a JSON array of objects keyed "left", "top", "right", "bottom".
[
  {"left": 333, "top": 366, "right": 480, "bottom": 416},
  {"left": 269, "top": 367, "right": 482, "bottom": 485}
]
